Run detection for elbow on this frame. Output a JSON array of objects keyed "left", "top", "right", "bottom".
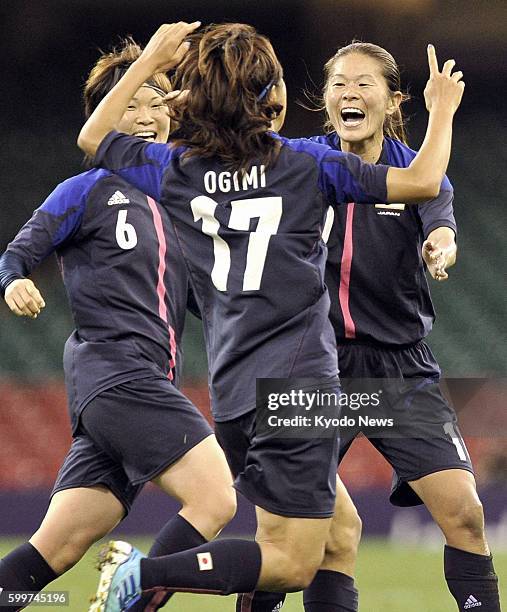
[
  {"left": 415, "top": 179, "right": 441, "bottom": 200},
  {"left": 77, "top": 130, "right": 98, "bottom": 157},
  {"left": 423, "top": 181, "right": 441, "bottom": 199}
]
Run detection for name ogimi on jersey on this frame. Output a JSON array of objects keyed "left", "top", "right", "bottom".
[{"left": 204, "top": 166, "right": 266, "bottom": 194}]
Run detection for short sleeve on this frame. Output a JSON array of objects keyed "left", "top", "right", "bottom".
[
  {"left": 278, "top": 136, "right": 389, "bottom": 205},
  {"left": 417, "top": 178, "right": 456, "bottom": 239},
  {"left": 319, "top": 148, "right": 389, "bottom": 205},
  {"left": 94, "top": 131, "right": 179, "bottom": 203}
]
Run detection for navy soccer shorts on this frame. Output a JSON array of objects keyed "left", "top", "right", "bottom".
[
  {"left": 215, "top": 402, "right": 340, "bottom": 518},
  {"left": 337, "top": 340, "right": 474, "bottom": 506},
  {"left": 52, "top": 376, "right": 213, "bottom": 513}
]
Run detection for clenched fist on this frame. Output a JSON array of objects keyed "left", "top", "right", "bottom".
[{"left": 5, "top": 278, "right": 45, "bottom": 318}]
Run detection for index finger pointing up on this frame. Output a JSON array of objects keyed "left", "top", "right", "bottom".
[{"left": 427, "top": 44, "right": 439, "bottom": 76}]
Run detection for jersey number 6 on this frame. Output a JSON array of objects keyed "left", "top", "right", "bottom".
[
  {"left": 191, "top": 195, "right": 282, "bottom": 291},
  {"left": 115, "top": 209, "right": 138, "bottom": 250}
]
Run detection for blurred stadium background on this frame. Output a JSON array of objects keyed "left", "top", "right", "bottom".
[{"left": 0, "top": 0, "right": 505, "bottom": 609}]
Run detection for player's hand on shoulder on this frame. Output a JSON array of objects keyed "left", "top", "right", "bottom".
[
  {"left": 140, "top": 21, "right": 201, "bottom": 73},
  {"left": 4, "top": 278, "right": 46, "bottom": 318},
  {"left": 424, "top": 45, "right": 465, "bottom": 115}
]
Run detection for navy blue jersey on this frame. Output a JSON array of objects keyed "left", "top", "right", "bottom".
[
  {"left": 311, "top": 134, "right": 456, "bottom": 346},
  {"left": 94, "top": 131, "right": 390, "bottom": 421},
  {"left": 0, "top": 170, "right": 190, "bottom": 430}
]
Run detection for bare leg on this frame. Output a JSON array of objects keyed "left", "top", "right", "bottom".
[
  {"left": 409, "top": 469, "right": 500, "bottom": 611},
  {"left": 255, "top": 506, "right": 332, "bottom": 592},
  {"left": 319, "top": 477, "right": 362, "bottom": 576},
  {"left": 408, "top": 469, "right": 488, "bottom": 554},
  {"left": 152, "top": 434, "right": 236, "bottom": 541},
  {"left": 30, "top": 486, "right": 125, "bottom": 574}
]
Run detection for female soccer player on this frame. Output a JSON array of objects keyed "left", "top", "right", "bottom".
[
  {"left": 305, "top": 42, "right": 500, "bottom": 612},
  {"left": 0, "top": 39, "right": 236, "bottom": 611},
  {"left": 77, "top": 21, "right": 465, "bottom": 612},
  {"left": 249, "top": 42, "right": 501, "bottom": 612}
]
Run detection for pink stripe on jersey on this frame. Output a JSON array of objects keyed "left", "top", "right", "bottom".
[
  {"left": 147, "top": 196, "right": 176, "bottom": 378},
  {"left": 338, "top": 203, "right": 356, "bottom": 339},
  {"left": 147, "top": 196, "right": 168, "bottom": 322}
]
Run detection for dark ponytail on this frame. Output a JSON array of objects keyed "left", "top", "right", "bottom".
[{"left": 170, "top": 23, "right": 284, "bottom": 171}]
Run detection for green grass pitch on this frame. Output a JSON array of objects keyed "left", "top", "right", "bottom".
[{"left": 1, "top": 537, "right": 505, "bottom": 611}]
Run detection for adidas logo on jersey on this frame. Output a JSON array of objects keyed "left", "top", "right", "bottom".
[
  {"left": 272, "top": 603, "right": 283, "bottom": 611},
  {"left": 107, "top": 191, "right": 130, "bottom": 206},
  {"left": 464, "top": 594, "right": 482, "bottom": 608}
]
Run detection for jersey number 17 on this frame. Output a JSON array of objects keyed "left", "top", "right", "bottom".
[{"left": 191, "top": 195, "right": 282, "bottom": 292}]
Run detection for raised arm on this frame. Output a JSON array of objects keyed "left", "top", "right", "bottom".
[
  {"left": 303, "top": 46, "right": 464, "bottom": 207},
  {"left": 78, "top": 22, "right": 200, "bottom": 157},
  {"left": 386, "top": 45, "right": 464, "bottom": 202}
]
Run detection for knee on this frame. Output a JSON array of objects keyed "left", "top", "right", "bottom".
[
  {"left": 33, "top": 525, "right": 105, "bottom": 574},
  {"left": 325, "top": 504, "right": 362, "bottom": 560},
  {"left": 199, "top": 486, "right": 237, "bottom": 531},
  {"left": 279, "top": 559, "right": 321, "bottom": 591},
  {"left": 275, "top": 545, "right": 325, "bottom": 591},
  {"left": 439, "top": 499, "right": 485, "bottom": 541},
  {"left": 214, "top": 488, "right": 237, "bottom": 528}
]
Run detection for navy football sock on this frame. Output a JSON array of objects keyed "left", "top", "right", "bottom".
[
  {"left": 148, "top": 514, "right": 207, "bottom": 556},
  {"left": 444, "top": 545, "right": 500, "bottom": 611},
  {"left": 129, "top": 514, "right": 207, "bottom": 611},
  {"left": 303, "top": 570, "right": 358, "bottom": 611},
  {"left": 141, "top": 539, "right": 262, "bottom": 596},
  {"left": 236, "top": 590, "right": 286, "bottom": 611},
  {"left": 0, "top": 543, "right": 57, "bottom": 611}
]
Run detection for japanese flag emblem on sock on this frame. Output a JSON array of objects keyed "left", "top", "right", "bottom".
[{"left": 197, "top": 552, "right": 213, "bottom": 571}]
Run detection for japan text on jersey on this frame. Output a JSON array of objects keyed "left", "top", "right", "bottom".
[{"left": 312, "top": 133, "right": 456, "bottom": 346}]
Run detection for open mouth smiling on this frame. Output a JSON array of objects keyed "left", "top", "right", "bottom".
[
  {"left": 340, "top": 107, "right": 366, "bottom": 127},
  {"left": 133, "top": 131, "right": 157, "bottom": 141}
]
